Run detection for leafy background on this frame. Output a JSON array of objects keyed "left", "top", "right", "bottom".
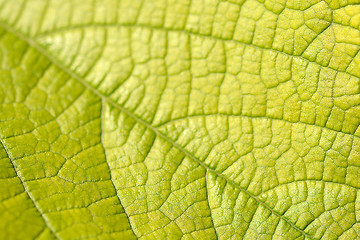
[{"left": 0, "top": 0, "right": 360, "bottom": 239}]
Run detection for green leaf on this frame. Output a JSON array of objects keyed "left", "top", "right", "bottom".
[{"left": 0, "top": 0, "right": 360, "bottom": 239}]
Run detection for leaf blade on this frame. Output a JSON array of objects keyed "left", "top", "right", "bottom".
[{"left": 0, "top": 0, "right": 360, "bottom": 239}]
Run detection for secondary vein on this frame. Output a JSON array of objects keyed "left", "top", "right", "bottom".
[{"left": 0, "top": 138, "right": 59, "bottom": 240}]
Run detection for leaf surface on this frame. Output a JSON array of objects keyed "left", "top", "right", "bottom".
[{"left": 0, "top": 0, "right": 360, "bottom": 239}]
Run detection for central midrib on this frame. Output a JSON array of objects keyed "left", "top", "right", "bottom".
[{"left": 0, "top": 21, "right": 313, "bottom": 239}]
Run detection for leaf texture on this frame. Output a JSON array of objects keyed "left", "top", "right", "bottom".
[{"left": 0, "top": 0, "right": 360, "bottom": 239}]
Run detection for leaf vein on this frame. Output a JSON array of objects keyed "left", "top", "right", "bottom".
[
  {"left": 34, "top": 22, "right": 360, "bottom": 80},
  {"left": 0, "top": 138, "right": 59, "bottom": 239},
  {"left": 0, "top": 20, "right": 314, "bottom": 239}
]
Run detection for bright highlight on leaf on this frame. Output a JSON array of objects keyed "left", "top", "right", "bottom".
[{"left": 0, "top": 0, "right": 360, "bottom": 239}]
